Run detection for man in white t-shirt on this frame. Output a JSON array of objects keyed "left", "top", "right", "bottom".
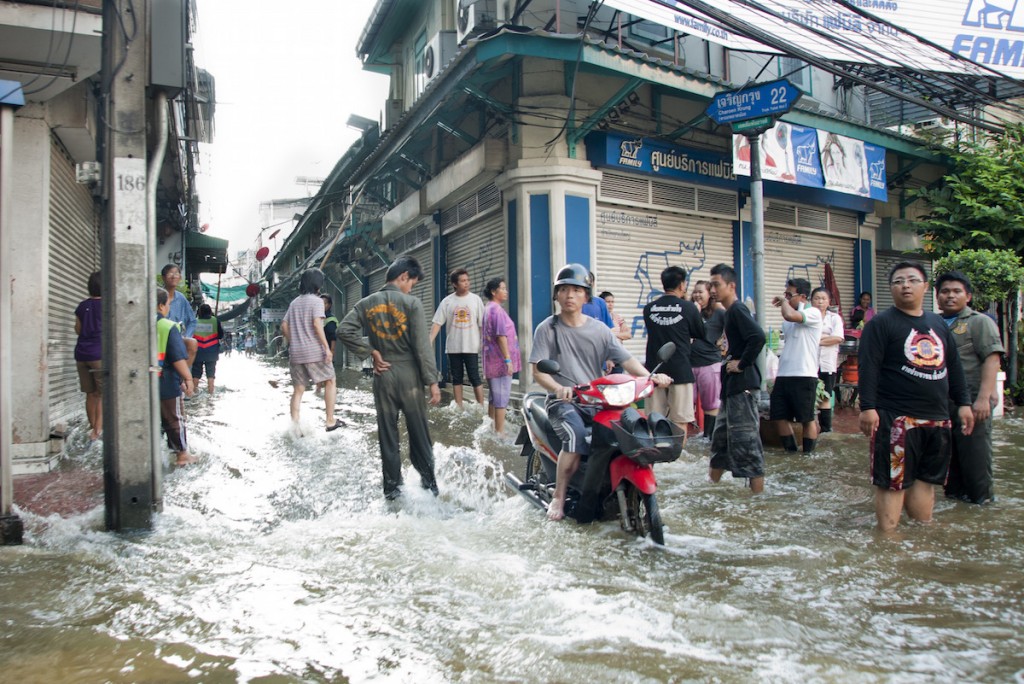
[
  {"left": 769, "top": 278, "right": 823, "bottom": 453},
  {"left": 430, "top": 268, "right": 485, "bottom": 408}
]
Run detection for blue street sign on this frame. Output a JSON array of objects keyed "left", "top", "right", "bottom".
[{"left": 705, "top": 79, "right": 801, "bottom": 125}]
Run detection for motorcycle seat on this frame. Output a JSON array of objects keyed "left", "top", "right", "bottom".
[{"left": 524, "top": 392, "right": 563, "bottom": 452}]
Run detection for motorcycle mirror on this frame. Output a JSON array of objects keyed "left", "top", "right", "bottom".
[
  {"left": 657, "top": 342, "right": 677, "bottom": 362},
  {"left": 536, "top": 359, "right": 560, "bottom": 375}
]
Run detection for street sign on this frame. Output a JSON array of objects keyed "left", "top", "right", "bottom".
[
  {"left": 706, "top": 79, "right": 801, "bottom": 125},
  {"left": 731, "top": 116, "right": 773, "bottom": 134}
]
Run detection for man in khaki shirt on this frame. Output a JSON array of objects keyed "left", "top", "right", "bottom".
[{"left": 936, "top": 272, "right": 1005, "bottom": 504}]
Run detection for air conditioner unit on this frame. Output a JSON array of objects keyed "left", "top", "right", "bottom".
[
  {"left": 456, "top": 0, "right": 505, "bottom": 44},
  {"left": 424, "top": 31, "right": 457, "bottom": 84},
  {"left": 384, "top": 98, "right": 403, "bottom": 132},
  {"left": 913, "top": 117, "right": 953, "bottom": 131}
]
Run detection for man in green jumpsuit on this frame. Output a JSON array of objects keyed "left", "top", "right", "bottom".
[{"left": 338, "top": 255, "right": 441, "bottom": 499}]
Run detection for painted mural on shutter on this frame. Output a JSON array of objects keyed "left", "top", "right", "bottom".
[
  {"left": 595, "top": 205, "right": 733, "bottom": 361},
  {"left": 47, "top": 137, "right": 100, "bottom": 429},
  {"left": 761, "top": 229, "right": 855, "bottom": 337}
]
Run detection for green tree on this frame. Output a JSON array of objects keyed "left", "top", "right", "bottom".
[
  {"left": 911, "top": 124, "right": 1024, "bottom": 255},
  {"left": 932, "top": 250, "right": 1024, "bottom": 311},
  {"left": 911, "top": 125, "right": 1024, "bottom": 391}
]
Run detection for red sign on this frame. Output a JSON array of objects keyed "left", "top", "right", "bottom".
[
  {"left": 246, "top": 283, "right": 260, "bottom": 298},
  {"left": 256, "top": 246, "right": 270, "bottom": 261}
]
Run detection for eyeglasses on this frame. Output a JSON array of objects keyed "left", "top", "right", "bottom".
[
  {"left": 783, "top": 292, "right": 795, "bottom": 299},
  {"left": 890, "top": 278, "right": 925, "bottom": 287}
]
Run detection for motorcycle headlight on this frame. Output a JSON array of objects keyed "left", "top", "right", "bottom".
[{"left": 599, "top": 380, "right": 636, "bottom": 407}]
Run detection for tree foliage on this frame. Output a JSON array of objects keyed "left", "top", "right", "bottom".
[
  {"left": 911, "top": 124, "right": 1024, "bottom": 255},
  {"left": 933, "top": 249, "right": 1024, "bottom": 311}
]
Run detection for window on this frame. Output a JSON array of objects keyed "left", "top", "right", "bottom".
[
  {"left": 779, "top": 56, "right": 809, "bottom": 92},
  {"left": 413, "top": 30, "right": 428, "bottom": 96}
]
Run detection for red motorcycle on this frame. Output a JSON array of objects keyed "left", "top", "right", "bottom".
[{"left": 506, "top": 343, "right": 682, "bottom": 545}]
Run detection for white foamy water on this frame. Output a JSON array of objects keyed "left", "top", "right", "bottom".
[{"left": 3, "top": 355, "right": 1023, "bottom": 682}]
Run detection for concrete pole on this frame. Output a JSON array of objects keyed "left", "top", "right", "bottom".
[
  {"left": 0, "top": 96, "right": 25, "bottom": 544},
  {"left": 101, "top": 0, "right": 156, "bottom": 531},
  {"left": 749, "top": 133, "right": 769, "bottom": 392},
  {"left": 749, "top": 134, "right": 765, "bottom": 328}
]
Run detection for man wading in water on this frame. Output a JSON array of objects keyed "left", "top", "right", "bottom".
[{"left": 339, "top": 255, "right": 441, "bottom": 500}]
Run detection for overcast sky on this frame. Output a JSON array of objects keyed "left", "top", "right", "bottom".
[{"left": 193, "top": 1, "right": 389, "bottom": 258}]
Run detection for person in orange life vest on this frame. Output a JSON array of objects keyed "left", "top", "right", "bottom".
[
  {"left": 192, "top": 303, "right": 221, "bottom": 395},
  {"left": 157, "top": 288, "right": 197, "bottom": 466}
]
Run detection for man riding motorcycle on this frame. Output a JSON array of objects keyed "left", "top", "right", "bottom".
[{"left": 529, "top": 263, "right": 672, "bottom": 521}]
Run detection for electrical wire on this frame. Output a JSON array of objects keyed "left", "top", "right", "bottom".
[{"left": 0, "top": 0, "right": 82, "bottom": 101}]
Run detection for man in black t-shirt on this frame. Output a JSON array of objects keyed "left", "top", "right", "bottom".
[
  {"left": 643, "top": 265, "right": 705, "bottom": 443},
  {"left": 859, "top": 261, "right": 974, "bottom": 532},
  {"left": 707, "top": 263, "right": 767, "bottom": 494}
]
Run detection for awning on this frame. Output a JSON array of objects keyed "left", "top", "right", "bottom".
[{"left": 185, "top": 231, "right": 229, "bottom": 274}]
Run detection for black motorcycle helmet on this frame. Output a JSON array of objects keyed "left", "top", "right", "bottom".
[{"left": 553, "top": 263, "right": 592, "bottom": 298}]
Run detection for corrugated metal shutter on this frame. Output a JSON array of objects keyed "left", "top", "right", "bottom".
[
  {"left": 47, "top": 137, "right": 100, "bottom": 429},
  {"left": 595, "top": 204, "right": 733, "bottom": 360},
  {"left": 340, "top": 274, "right": 365, "bottom": 369},
  {"left": 875, "top": 251, "right": 934, "bottom": 314},
  {"left": 442, "top": 199, "right": 506, "bottom": 293},
  {"left": 762, "top": 229, "right": 855, "bottom": 336},
  {"left": 408, "top": 240, "right": 434, "bottom": 331},
  {"left": 343, "top": 275, "right": 362, "bottom": 315},
  {"left": 368, "top": 267, "right": 387, "bottom": 293}
]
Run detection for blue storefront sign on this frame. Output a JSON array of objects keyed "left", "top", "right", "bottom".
[
  {"left": 586, "top": 130, "right": 886, "bottom": 204},
  {"left": 585, "top": 132, "right": 739, "bottom": 190}
]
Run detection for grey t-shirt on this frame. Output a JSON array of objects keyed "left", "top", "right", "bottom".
[{"left": 530, "top": 315, "right": 632, "bottom": 386}]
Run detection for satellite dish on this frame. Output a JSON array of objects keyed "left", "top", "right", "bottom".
[
  {"left": 245, "top": 283, "right": 260, "bottom": 298},
  {"left": 256, "top": 246, "right": 270, "bottom": 261}
]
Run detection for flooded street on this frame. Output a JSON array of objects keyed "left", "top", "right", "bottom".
[{"left": 3, "top": 354, "right": 1024, "bottom": 682}]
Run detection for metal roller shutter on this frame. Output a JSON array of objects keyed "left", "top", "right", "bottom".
[
  {"left": 47, "top": 137, "right": 100, "bottom": 429},
  {"left": 368, "top": 267, "right": 387, "bottom": 294},
  {"left": 875, "top": 251, "right": 934, "bottom": 315},
  {"left": 762, "top": 229, "right": 855, "bottom": 337},
  {"left": 595, "top": 204, "right": 733, "bottom": 360},
  {"left": 408, "top": 240, "right": 434, "bottom": 331},
  {"left": 343, "top": 275, "right": 362, "bottom": 316},
  {"left": 443, "top": 211, "right": 506, "bottom": 294},
  {"left": 340, "top": 274, "right": 365, "bottom": 369}
]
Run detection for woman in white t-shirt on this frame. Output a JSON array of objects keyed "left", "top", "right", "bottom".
[{"left": 812, "top": 287, "right": 845, "bottom": 433}]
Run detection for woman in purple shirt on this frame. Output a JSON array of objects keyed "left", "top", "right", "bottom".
[
  {"left": 481, "top": 277, "right": 520, "bottom": 435},
  {"left": 74, "top": 271, "right": 103, "bottom": 440}
]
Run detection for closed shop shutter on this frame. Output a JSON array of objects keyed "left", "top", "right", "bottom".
[
  {"left": 595, "top": 204, "right": 733, "bottom": 361},
  {"left": 762, "top": 229, "right": 855, "bottom": 336},
  {"left": 408, "top": 240, "right": 434, "bottom": 331},
  {"left": 875, "top": 251, "right": 933, "bottom": 315},
  {"left": 343, "top": 275, "right": 363, "bottom": 315},
  {"left": 47, "top": 137, "right": 100, "bottom": 429},
  {"left": 443, "top": 210, "right": 506, "bottom": 294},
  {"left": 340, "top": 274, "right": 365, "bottom": 369},
  {"left": 368, "top": 267, "right": 387, "bottom": 294}
]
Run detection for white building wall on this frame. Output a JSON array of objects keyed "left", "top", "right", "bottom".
[{"left": 11, "top": 110, "right": 54, "bottom": 469}]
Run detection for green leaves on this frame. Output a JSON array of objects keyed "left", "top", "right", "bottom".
[{"left": 933, "top": 249, "right": 1024, "bottom": 310}]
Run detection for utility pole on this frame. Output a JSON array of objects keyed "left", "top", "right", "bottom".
[
  {"left": 101, "top": 0, "right": 157, "bottom": 531},
  {"left": 0, "top": 81, "right": 25, "bottom": 545}
]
